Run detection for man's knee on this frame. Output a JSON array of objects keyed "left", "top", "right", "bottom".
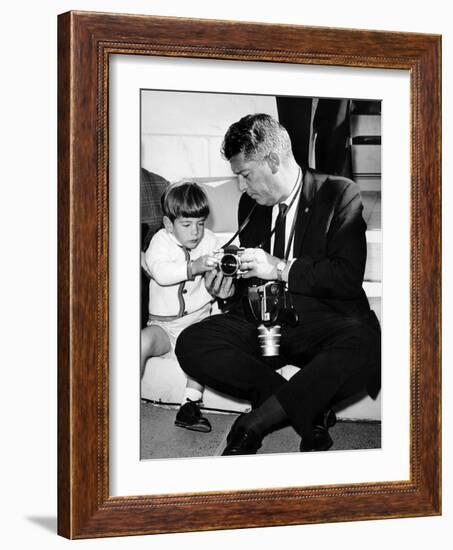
[
  {"left": 175, "top": 323, "right": 201, "bottom": 357},
  {"left": 175, "top": 323, "right": 205, "bottom": 378},
  {"left": 176, "top": 314, "right": 230, "bottom": 358},
  {"left": 174, "top": 326, "right": 188, "bottom": 358}
]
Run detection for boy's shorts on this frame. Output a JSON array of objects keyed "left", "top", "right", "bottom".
[{"left": 147, "top": 302, "right": 212, "bottom": 353}]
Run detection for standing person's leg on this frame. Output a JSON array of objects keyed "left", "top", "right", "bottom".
[{"left": 175, "top": 313, "right": 287, "bottom": 407}]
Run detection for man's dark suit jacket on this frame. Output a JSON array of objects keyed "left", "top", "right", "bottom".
[{"left": 235, "top": 166, "right": 371, "bottom": 320}]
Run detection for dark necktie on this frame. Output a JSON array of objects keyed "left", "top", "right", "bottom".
[{"left": 273, "top": 203, "right": 288, "bottom": 259}]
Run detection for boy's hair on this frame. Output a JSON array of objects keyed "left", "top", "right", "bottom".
[
  {"left": 221, "top": 113, "right": 292, "bottom": 161},
  {"left": 161, "top": 181, "right": 210, "bottom": 222}
]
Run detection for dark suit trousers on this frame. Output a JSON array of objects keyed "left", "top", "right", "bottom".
[{"left": 175, "top": 310, "right": 380, "bottom": 446}]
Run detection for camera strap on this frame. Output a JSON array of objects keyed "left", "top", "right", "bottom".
[
  {"left": 283, "top": 184, "right": 303, "bottom": 260},
  {"left": 257, "top": 167, "right": 302, "bottom": 259},
  {"left": 221, "top": 167, "right": 302, "bottom": 254},
  {"left": 221, "top": 203, "right": 258, "bottom": 249}
]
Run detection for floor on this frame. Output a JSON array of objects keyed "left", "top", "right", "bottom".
[{"left": 140, "top": 400, "right": 381, "bottom": 460}]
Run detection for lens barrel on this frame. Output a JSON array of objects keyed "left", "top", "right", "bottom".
[
  {"left": 257, "top": 324, "right": 281, "bottom": 356},
  {"left": 219, "top": 253, "right": 240, "bottom": 276}
]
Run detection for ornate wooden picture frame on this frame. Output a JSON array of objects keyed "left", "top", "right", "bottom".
[{"left": 58, "top": 11, "right": 441, "bottom": 538}]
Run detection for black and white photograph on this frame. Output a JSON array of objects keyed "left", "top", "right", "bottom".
[
  {"left": 139, "top": 90, "right": 382, "bottom": 460},
  {"left": 2, "top": 0, "right": 446, "bottom": 545}
]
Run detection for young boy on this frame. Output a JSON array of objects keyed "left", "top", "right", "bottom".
[{"left": 141, "top": 181, "right": 219, "bottom": 432}]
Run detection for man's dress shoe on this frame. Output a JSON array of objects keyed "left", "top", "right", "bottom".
[
  {"left": 222, "top": 417, "right": 262, "bottom": 455},
  {"left": 222, "top": 409, "right": 336, "bottom": 454},
  {"left": 300, "top": 409, "right": 336, "bottom": 452},
  {"left": 299, "top": 425, "right": 333, "bottom": 452}
]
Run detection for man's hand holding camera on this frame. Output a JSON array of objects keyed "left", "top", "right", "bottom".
[
  {"left": 203, "top": 246, "right": 286, "bottom": 300},
  {"left": 239, "top": 248, "right": 283, "bottom": 281},
  {"left": 204, "top": 269, "right": 236, "bottom": 300}
]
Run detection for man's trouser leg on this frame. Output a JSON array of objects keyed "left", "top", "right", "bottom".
[
  {"left": 175, "top": 313, "right": 287, "bottom": 407},
  {"left": 275, "top": 311, "right": 381, "bottom": 447}
]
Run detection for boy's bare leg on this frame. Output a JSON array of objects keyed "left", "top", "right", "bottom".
[
  {"left": 140, "top": 325, "right": 171, "bottom": 379},
  {"left": 176, "top": 358, "right": 211, "bottom": 433},
  {"left": 140, "top": 325, "right": 210, "bottom": 433}
]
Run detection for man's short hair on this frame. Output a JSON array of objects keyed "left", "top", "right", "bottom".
[
  {"left": 161, "top": 181, "right": 210, "bottom": 222},
  {"left": 221, "top": 113, "right": 292, "bottom": 161}
]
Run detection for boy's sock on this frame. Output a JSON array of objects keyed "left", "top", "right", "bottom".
[
  {"left": 175, "top": 386, "right": 211, "bottom": 433},
  {"left": 182, "top": 387, "right": 203, "bottom": 404}
]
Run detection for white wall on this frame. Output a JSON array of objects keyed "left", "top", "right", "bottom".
[
  {"left": 141, "top": 90, "right": 278, "bottom": 181},
  {"left": 1, "top": 1, "right": 451, "bottom": 549},
  {"left": 141, "top": 90, "right": 278, "bottom": 232}
]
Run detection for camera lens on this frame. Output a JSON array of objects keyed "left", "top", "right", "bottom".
[
  {"left": 219, "top": 253, "right": 240, "bottom": 276},
  {"left": 257, "top": 324, "right": 281, "bottom": 356}
]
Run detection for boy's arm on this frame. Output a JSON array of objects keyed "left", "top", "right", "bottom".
[
  {"left": 145, "top": 232, "right": 216, "bottom": 286},
  {"left": 145, "top": 235, "right": 190, "bottom": 286}
]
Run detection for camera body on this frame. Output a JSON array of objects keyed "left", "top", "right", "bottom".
[
  {"left": 215, "top": 245, "right": 245, "bottom": 277},
  {"left": 247, "top": 281, "right": 285, "bottom": 324},
  {"left": 249, "top": 280, "right": 285, "bottom": 357}
]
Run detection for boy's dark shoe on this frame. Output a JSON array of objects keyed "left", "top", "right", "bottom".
[{"left": 175, "top": 399, "right": 212, "bottom": 433}]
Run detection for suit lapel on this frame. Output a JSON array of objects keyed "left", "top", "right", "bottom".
[{"left": 293, "top": 168, "right": 324, "bottom": 255}]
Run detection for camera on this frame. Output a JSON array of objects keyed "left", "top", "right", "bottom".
[
  {"left": 246, "top": 281, "right": 298, "bottom": 357},
  {"left": 215, "top": 245, "right": 245, "bottom": 277},
  {"left": 217, "top": 201, "right": 299, "bottom": 357}
]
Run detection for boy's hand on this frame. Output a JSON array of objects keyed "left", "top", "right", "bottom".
[
  {"left": 192, "top": 254, "right": 217, "bottom": 276},
  {"left": 204, "top": 269, "right": 235, "bottom": 300}
]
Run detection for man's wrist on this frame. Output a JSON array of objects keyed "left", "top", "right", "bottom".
[
  {"left": 282, "top": 259, "right": 295, "bottom": 283},
  {"left": 275, "top": 259, "right": 287, "bottom": 282}
]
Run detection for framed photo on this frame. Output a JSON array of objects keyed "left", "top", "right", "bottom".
[
  {"left": 58, "top": 11, "right": 441, "bottom": 538},
  {"left": 137, "top": 90, "right": 383, "bottom": 462}
]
